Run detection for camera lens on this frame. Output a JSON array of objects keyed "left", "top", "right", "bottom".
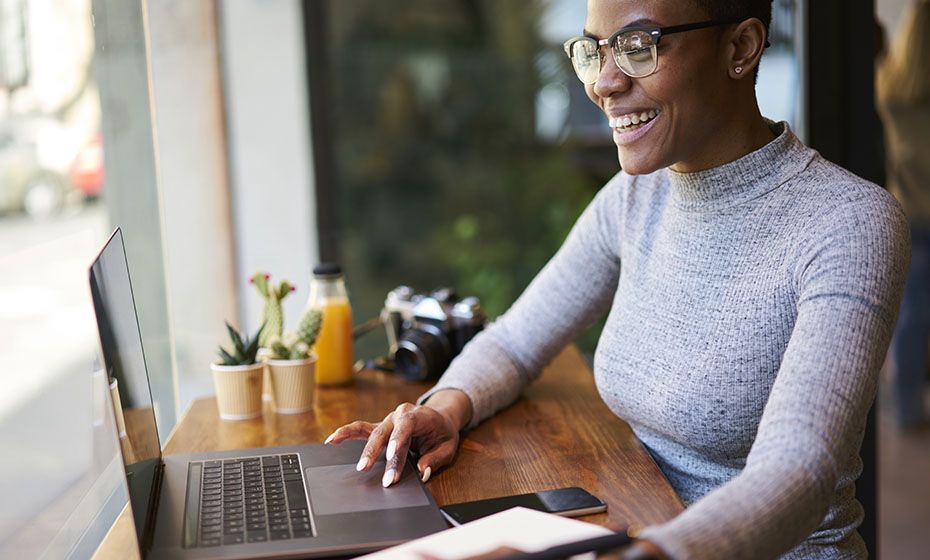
[{"left": 394, "top": 325, "right": 451, "bottom": 382}]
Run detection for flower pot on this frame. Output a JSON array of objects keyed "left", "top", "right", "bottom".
[
  {"left": 211, "top": 362, "right": 264, "bottom": 420},
  {"left": 267, "top": 355, "right": 317, "bottom": 414}
]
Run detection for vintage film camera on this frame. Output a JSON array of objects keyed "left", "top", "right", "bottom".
[{"left": 380, "top": 286, "right": 487, "bottom": 382}]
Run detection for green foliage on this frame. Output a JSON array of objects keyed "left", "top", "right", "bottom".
[
  {"left": 250, "top": 272, "right": 295, "bottom": 347},
  {"left": 217, "top": 322, "right": 264, "bottom": 366},
  {"left": 268, "top": 308, "right": 323, "bottom": 361},
  {"left": 328, "top": 1, "right": 612, "bottom": 360}
]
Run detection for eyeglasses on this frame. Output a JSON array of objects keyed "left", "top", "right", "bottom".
[{"left": 563, "top": 19, "right": 742, "bottom": 83}]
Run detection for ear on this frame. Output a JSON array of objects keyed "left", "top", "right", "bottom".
[{"left": 725, "top": 18, "right": 767, "bottom": 80}]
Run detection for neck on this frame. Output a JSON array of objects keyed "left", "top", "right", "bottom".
[{"left": 670, "top": 97, "right": 776, "bottom": 174}]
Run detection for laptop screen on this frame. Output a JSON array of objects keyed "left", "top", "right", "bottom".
[{"left": 89, "top": 228, "right": 162, "bottom": 545}]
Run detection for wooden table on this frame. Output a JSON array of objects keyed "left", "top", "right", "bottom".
[{"left": 95, "top": 345, "right": 682, "bottom": 557}]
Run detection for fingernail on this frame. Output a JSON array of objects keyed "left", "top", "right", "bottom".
[
  {"left": 382, "top": 469, "right": 396, "bottom": 488},
  {"left": 386, "top": 439, "right": 397, "bottom": 460},
  {"left": 421, "top": 466, "right": 432, "bottom": 483},
  {"left": 356, "top": 457, "right": 369, "bottom": 472},
  {"left": 324, "top": 433, "right": 336, "bottom": 445}
]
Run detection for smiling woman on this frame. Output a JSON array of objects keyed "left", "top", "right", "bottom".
[{"left": 326, "top": 1, "right": 911, "bottom": 559}]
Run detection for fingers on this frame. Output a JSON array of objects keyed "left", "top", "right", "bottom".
[
  {"left": 416, "top": 439, "right": 458, "bottom": 483},
  {"left": 323, "top": 420, "right": 376, "bottom": 445},
  {"left": 324, "top": 403, "right": 457, "bottom": 489},
  {"left": 382, "top": 410, "right": 417, "bottom": 487},
  {"left": 356, "top": 409, "right": 399, "bottom": 473}
]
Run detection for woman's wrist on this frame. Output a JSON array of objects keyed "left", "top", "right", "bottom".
[{"left": 423, "top": 388, "right": 473, "bottom": 431}]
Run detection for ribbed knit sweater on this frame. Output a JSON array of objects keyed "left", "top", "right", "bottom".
[{"left": 419, "top": 122, "right": 911, "bottom": 559}]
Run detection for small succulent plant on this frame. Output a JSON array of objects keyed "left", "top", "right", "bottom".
[
  {"left": 267, "top": 308, "right": 323, "bottom": 361},
  {"left": 250, "top": 272, "right": 295, "bottom": 347},
  {"left": 217, "top": 322, "right": 265, "bottom": 366}
]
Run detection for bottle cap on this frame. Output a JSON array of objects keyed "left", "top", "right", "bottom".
[{"left": 313, "top": 262, "right": 343, "bottom": 278}]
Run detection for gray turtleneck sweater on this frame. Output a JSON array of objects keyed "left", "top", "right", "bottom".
[{"left": 420, "top": 122, "right": 910, "bottom": 559}]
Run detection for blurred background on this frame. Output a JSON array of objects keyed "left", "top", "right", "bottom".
[{"left": 0, "top": 0, "right": 926, "bottom": 557}]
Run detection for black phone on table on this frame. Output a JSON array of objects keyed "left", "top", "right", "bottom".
[{"left": 439, "top": 486, "right": 607, "bottom": 527}]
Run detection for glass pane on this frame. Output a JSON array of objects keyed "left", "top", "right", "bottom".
[
  {"left": 757, "top": 0, "right": 802, "bottom": 130},
  {"left": 322, "top": 0, "right": 609, "bottom": 362},
  {"left": 0, "top": 0, "right": 175, "bottom": 442}
]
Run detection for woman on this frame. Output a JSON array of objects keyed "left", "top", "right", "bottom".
[
  {"left": 327, "top": 1, "right": 910, "bottom": 558},
  {"left": 877, "top": 0, "right": 930, "bottom": 433}
]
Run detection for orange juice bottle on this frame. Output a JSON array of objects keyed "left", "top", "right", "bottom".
[{"left": 307, "top": 263, "right": 354, "bottom": 386}]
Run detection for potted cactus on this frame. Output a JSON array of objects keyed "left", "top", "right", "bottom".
[
  {"left": 211, "top": 322, "right": 265, "bottom": 420},
  {"left": 265, "top": 308, "right": 323, "bottom": 413},
  {"left": 250, "top": 272, "right": 295, "bottom": 400}
]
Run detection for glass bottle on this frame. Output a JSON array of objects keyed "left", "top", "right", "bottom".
[{"left": 307, "top": 263, "right": 354, "bottom": 386}]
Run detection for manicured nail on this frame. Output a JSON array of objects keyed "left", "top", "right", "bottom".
[
  {"left": 324, "top": 433, "right": 336, "bottom": 445},
  {"left": 420, "top": 466, "right": 432, "bottom": 483},
  {"left": 382, "top": 469, "right": 396, "bottom": 488},
  {"left": 386, "top": 439, "right": 397, "bottom": 460},
  {"left": 356, "top": 457, "right": 369, "bottom": 472}
]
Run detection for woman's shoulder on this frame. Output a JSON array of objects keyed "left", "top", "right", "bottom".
[
  {"left": 788, "top": 155, "right": 910, "bottom": 272},
  {"left": 794, "top": 154, "right": 905, "bottom": 224}
]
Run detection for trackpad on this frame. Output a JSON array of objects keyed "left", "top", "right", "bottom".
[{"left": 306, "top": 461, "right": 430, "bottom": 515}]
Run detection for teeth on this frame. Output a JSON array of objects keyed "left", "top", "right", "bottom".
[{"left": 610, "top": 110, "right": 660, "bottom": 130}]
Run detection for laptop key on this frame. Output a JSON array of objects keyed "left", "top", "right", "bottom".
[
  {"left": 270, "top": 530, "right": 291, "bottom": 541},
  {"left": 247, "top": 531, "right": 268, "bottom": 543},
  {"left": 223, "top": 534, "right": 244, "bottom": 545},
  {"left": 201, "top": 538, "right": 222, "bottom": 547},
  {"left": 292, "top": 529, "right": 313, "bottom": 539}
]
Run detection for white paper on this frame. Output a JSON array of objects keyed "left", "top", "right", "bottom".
[{"left": 357, "top": 506, "right": 613, "bottom": 560}]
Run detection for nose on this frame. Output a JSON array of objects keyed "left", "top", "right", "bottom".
[{"left": 592, "top": 51, "right": 633, "bottom": 99}]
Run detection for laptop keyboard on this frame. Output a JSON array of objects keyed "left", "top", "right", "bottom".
[{"left": 193, "top": 454, "right": 313, "bottom": 547}]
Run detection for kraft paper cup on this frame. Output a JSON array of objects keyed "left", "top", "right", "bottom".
[
  {"left": 267, "top": 356, "right": 316, "bottom": 414},
  {"left": 211, "top": 362, "right": 264, "bottom": 420}
]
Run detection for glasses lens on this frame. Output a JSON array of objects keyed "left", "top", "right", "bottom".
[
  {"left": 568, "top": 38, "right": 601, "bottom": 84},
  {"left": 612, "top": 31, "right": 657, "bottom": 78}
]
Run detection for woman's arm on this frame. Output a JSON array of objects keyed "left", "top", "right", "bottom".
[
  {"left": 639, "top": 191, "right": 911, "bottom": 559},
  {"left": 328, "top": 174, "right": 629, "bottom": 484},
  {"left": 418, "top": 174, "right": 627, "bottom": 427}
]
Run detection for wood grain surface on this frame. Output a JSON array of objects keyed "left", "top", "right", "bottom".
[{"left": 163, "top": 345, "right": 683, "bottom": 532}]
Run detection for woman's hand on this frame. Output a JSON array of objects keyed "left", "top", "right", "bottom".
[{"left": 324, "top": 389, "right": 472, "bottom": 487}]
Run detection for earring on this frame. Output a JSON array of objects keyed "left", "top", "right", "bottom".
[{"left": 735, "top": 66, "right": 743, "bottom": 74}]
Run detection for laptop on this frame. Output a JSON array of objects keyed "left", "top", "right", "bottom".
[{"left": 89, "top": 228, "right": 448, "bottom": 559}]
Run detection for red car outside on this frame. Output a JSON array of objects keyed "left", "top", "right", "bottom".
[{"left": 69, "top": 134, "right": 103, "bottom": 198}]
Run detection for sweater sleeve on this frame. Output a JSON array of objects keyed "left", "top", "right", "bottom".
[
  {"left": 417, "top": 175, "right": 626, "bottom": 427},
  {"left": 639, "top": 191, "right": 910, "bottom": 559}
]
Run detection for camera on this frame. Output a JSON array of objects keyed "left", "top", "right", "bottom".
[{"left": 381, "top": 286, "right": 487, "bottom": 382}]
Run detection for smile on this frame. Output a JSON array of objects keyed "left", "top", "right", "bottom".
[{"left": 608, "top": 109, "right": 661, "bottom": 132}]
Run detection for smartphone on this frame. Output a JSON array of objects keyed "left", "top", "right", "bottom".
[{"left": 439, "top": 487, "right": 607, "bottom": 527}]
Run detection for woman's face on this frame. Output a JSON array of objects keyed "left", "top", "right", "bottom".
[{"left": 584, "top": 0, "right": 735, "bottom": 174}]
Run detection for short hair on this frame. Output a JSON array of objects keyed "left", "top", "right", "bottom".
[
  {"left": 691, "top": 0, "right": 774, "bottom": 80},
  {"left": 690, "top": 0, "right": 774, "bottom": 33}
]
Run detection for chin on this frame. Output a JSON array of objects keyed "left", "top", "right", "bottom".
[{"left": 616, "top": 148, "right": 664, "bottom": 176}]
